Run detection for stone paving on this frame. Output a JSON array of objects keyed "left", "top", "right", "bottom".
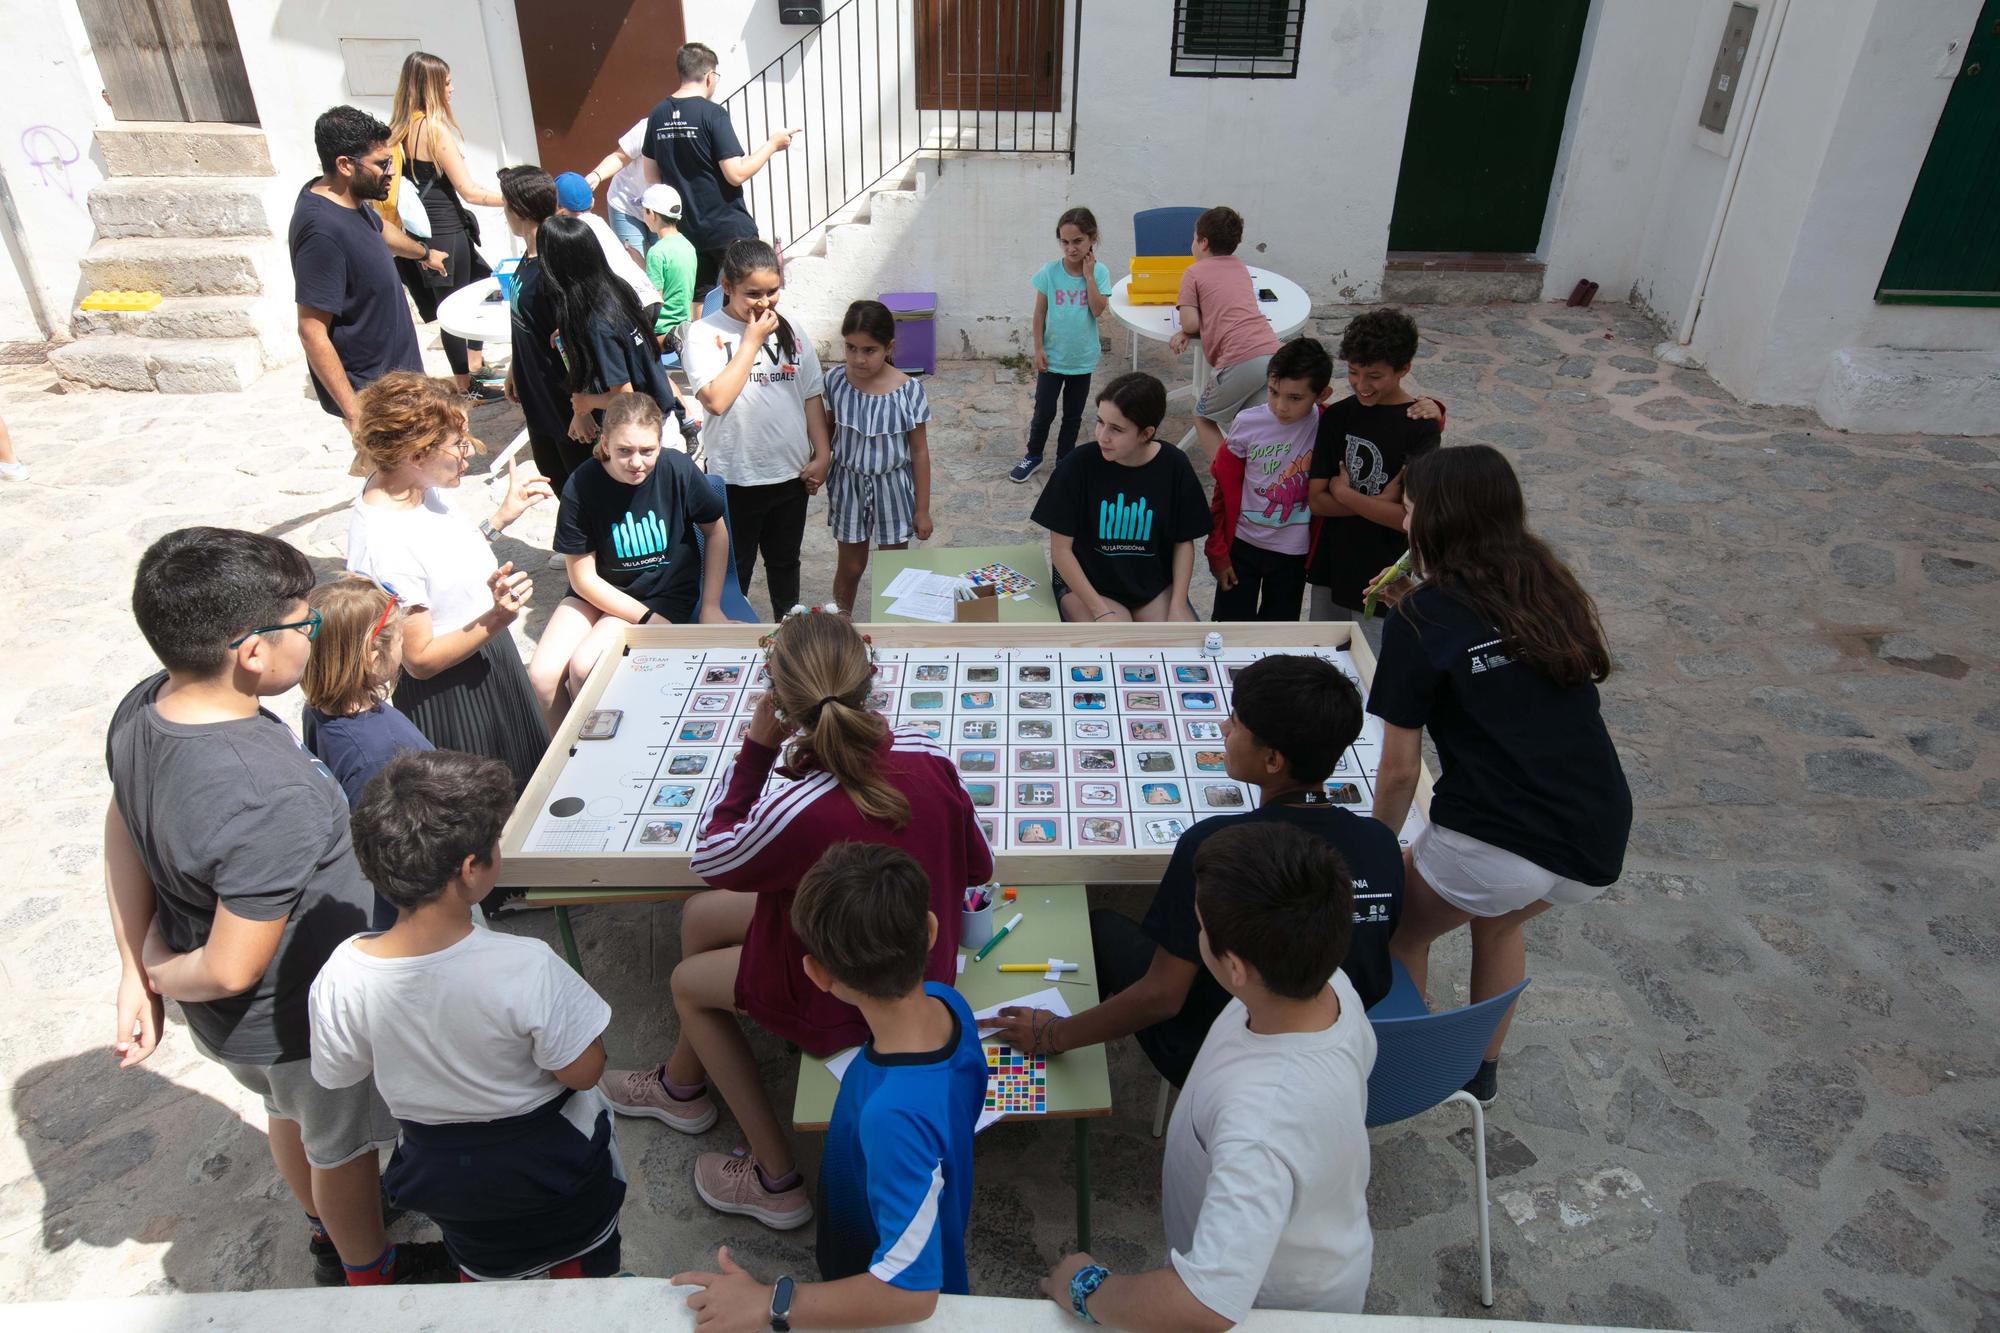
[{"left": 2, "top": 304, "right": 1996, "bottom": 1330}]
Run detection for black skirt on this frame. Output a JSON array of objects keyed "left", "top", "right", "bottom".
[{"left": 393, "top": 633, "right": 547, "bottom": 794}]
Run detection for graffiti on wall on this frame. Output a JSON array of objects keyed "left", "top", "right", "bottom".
[{"left": 20, "top": 125, "right": 83, "bottom": 205}]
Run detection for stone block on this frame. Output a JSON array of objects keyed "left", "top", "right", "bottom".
[
  {"left": 1380, "top": 268, "right": 1542, "bottom": 305},
  {"left": 79, "top": 237, "right": 264, "bottom": 297},
  {"left": 1818, "top": 347, "right": 2000, "bottom": 437},
  {"left": 88, "top": 176, "right": 270, "bottom": 238},
  {"left": 95, "top": 122, "right": 276, "bottom": 178},
  {"left": 49, "top": 338, "right": 264, "bottom": 394}
]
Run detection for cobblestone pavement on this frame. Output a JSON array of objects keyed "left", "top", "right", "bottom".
[{"left": 2, "top": 304, "right": 1996, "bottom": 1330}]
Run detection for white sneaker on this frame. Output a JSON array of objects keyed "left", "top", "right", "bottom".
[{"left": 0, "top": 462, "right": 26, "bottom": 482}]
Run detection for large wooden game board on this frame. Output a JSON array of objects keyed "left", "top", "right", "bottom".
[{"left": 496, "top": 624, "right": 1431, "bottom": 889}]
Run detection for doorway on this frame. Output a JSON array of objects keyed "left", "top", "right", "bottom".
[
  {"left": 76, "top": 0, "right": 257, "bottom": 123},
  {"left": 1386, "top": 0, "right": 1590, "bottom": 253},
  {"left": 513, "top": 0, "right": 686, "bottom": 186},
  {"left": 916, "top": 0, "right": 1064, "bottom": 113}
]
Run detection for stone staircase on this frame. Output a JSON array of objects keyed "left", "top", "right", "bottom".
[{"left": 49, "top": 122, "right": 292, "bottom": 394}]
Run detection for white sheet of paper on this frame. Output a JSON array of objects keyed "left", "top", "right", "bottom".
[
  {"left": 885, "top": 592, "right": 959, "bottom": 623},
  {"left": 972, "top": 987, "right": 1074, "bottom": 1026},
  {"left": 881, "top": 566, "right": 932, "bottom": 600},
  {"left": 823, "top": 1046, "right": 859, "bottom": 1082}
]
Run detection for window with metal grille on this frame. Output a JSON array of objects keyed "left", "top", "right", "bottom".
[{"left": 1172, "top": 0, "right": 1306, "bottom": 79}]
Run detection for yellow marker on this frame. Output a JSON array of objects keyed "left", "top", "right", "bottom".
[{"left": 998, "top": 961, "right": 1079, "bottom": 974}]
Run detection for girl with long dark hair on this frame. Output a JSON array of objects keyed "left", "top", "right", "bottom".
[
  {"left": 534, "top": 214, "right": 690, "bottom": 451},
  {"left": 1366, "top": 444, "right": 1631, "bottom": 1107},
  {"left": 682, "top": 238, "right": 832, "bottom": 613}
]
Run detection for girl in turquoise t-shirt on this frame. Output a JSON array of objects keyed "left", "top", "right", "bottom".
[{"left": 1011, "top": 207, "right": 1112, "bottom": 484}]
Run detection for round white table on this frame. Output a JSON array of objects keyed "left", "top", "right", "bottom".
[
  {"left": 436, "top": 275, "right": 514, "bottom": 345},
  {"left": 1107, "top": 265, "right": 1312, "bottom": 425}
]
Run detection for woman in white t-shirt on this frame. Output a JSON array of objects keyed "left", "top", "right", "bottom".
[
  {"left": 346, "top": 372, "right": 553, "bottom": 791},
  {"left": 681, "top": 238, "right": 830, "bottom": 614}
]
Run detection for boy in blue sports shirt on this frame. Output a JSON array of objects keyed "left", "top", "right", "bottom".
[{"left": 675, "top": 842, "right": 985, "bottom": 1328}]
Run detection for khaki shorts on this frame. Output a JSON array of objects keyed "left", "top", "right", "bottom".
[
  {"left": 1195, "top": 353, "right": 1273, "bottom": 426},
  {"left": 1412, "top": 822, "right": 1610, "bottom": 918},
  {"left": 197, "top": 1036, "right": 398, "bottom": 1169}
]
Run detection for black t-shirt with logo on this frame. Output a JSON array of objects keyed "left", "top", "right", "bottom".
[
  {"left": 509, "top": 257, "right": 571, "bottom": 445},
  {"left": 1031, "top": 442, "right": 1211, "bottom": 610},
  {"left": 1141, "top": 801, "right": 1404, "bottom": 1054},
  {"left": 643, "top": 96, "right": 757, "bottom": 252},
  {"left": 1307, "top": 396, "right": 1441, "bottom": 609},
  {"left": 1367, "top": 584, "right": 1632, "bottom": 885},
  {"left": 554, "top": 450, "right": 726, "bottom": 621}
]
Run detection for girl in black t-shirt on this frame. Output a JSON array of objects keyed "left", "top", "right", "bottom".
[
  {"left": 537, "top": 215, "right": 691, "bottom": 448},
  {"left": 1366, "top": 444, "right": 1631, "bottom": 1107},
  {"left": 525, "top": 394, "right": 730, "bottom": 725}
]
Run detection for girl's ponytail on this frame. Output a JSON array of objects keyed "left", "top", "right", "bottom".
[{"left": 765, "top": 610, "right": 910, "bottom": 828}]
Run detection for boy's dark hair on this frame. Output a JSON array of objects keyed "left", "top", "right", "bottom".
[
  {"left": 791, "top": 843, "right": 933, "bottom": 999},
  {"left": 498, "top": 164, "right": 557, "bottom": 224},
  {"left": 133, "top": 527, "right": 316, "bottom": 676},
  {"left": 1194, "top": 205, "right": 1245, "bottom": 256},
  {"left": 1267, "top": 336, "right": 1334, "bottom": 393},
  {"left": 314, "top": 105, "right": 391, "bottom": 176},
  {"left": 1095, "top": 371, "right": 1168, "bottom": 434},
  {"left": 1340, "top": 308, "right": 1420, "bottom": 371},
  {"left": 1230, "top": 655, "right": 1362, "bottom": 784},
  {"left": 350, "top": 750, "right": 517, "bottom": 912},
  {"left": 1194, "top": 823, "right": 1352, "bottom": 1000},
  {"left": 677, "top": 42, "right": 721, "bottom": 82}
]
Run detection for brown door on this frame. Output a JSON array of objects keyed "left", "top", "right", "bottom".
[
  {"left": 77, "top": 0, "right": 257, "bottom": 123},
  {"left": 917, "top": 0, "right": 1064, "bottom": 112},
  {"left": 514, "top": 0, "right": 686, "bottom": 196}
]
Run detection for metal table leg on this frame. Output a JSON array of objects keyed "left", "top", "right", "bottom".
[{"left": 556, "top": 905, "right": 584, "bottom": 976}]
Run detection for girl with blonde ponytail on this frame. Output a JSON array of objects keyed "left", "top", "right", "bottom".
[{"left": 598, "top": 607, "right": 991, "bottom": 1229}]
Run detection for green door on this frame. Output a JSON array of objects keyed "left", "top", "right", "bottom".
[
  {"left": 1387, "top": 0, "right": 1591, "bottom": 253},
  {"left": 1878, "top": 0, "right": 2000, "bottom": 306}
]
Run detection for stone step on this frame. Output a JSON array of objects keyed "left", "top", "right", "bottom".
[
  {"left": 1818, "top": 347, "right": 2000, "bottom": 437},
  {"left": 96, "top": 121, "right": 275, "bottom": 178},
  {"left": 49, "top": 336, "right": 265, "bottom": 394},
  {"left": 79, "top": 236, "right": 267, "bottom": 297},
  {"left": 88, "top": 176, "right": 271, "bottom": 239},
  {"left": 71, "top": 293, "right": 270, "bottom": 341}
]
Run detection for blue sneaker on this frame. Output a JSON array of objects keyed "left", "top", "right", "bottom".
[{"left": 1009, "top": 455, "right": 1044, "bottom": 483}]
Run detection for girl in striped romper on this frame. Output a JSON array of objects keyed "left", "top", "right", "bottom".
[{"left": 824, "top": 300, "right": 933, "bottom": 613}]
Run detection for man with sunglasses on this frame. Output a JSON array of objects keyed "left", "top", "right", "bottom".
[
  {"left": 293, "top": 106, "right": 429, "bottom": 425},
  {"left": 103, "top": 527, "right": 452, "bottom": 1287}
]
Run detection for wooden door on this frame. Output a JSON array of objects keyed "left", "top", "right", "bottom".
[
  {"left": 514, "top": 0, "right": 686, "bottom": 187},
  {"left": 77, "top": 0, "right": 257, "bottom": 123},
  {"left": 1386, "top": 0, "right": 1590, "bottom": 253},
  {"left": 917, "top": 0, "right": 1064, "bottom": 113},
  {"left": 1877, "top": 0, "right": 2000, "bottom": 305}
]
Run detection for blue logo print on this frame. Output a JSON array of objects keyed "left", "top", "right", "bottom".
[
  {"left": 611, "top": 510, "right": 669, "bottom": 561},
  {"left": 1097, "top": 493, "right": 1154, "bottom": 543}
]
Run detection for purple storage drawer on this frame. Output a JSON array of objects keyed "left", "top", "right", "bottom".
[{"left": 878, "top": 290, "right": 937, "bottom": 375}]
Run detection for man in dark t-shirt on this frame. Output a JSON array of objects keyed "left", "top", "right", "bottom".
[
  {"left": 291, "top": 106, "right": 426, "bottom": 422},
  {"left": 988, "top": 655, "right": 1403, "bottom": 1087},
  {"left": 642, "top": 43, "right": 796, "bottom": 293}
]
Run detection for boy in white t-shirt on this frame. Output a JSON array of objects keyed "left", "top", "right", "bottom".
[
  {"left": 309, "top": 750, "right": 625, "bottom": 1281},
  {"left": 1041, "top": 822, "right": 1376, "bottom": 1325}
]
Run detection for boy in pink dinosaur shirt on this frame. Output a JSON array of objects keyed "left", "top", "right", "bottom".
[{"left": 1206, "top": 337, "right": 1333, "bottom": 621}]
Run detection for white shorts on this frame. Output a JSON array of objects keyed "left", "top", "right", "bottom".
[{"left": 1412, "top": 822, "right": 1610, "bottom": 918}]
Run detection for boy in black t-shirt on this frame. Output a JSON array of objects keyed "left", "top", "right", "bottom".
[
  {"left": 1030, "top": 372, "right": 1211, "bottom": 623},
  {"left": 1307, "top": 308, "right": 1443, "bottom": 648},
  {"left": 988, "top": 654, "right": 1403, "bottom": 1087}
]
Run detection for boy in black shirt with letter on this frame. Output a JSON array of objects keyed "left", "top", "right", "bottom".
[
  {"left": 1030, "top": 372, "right": 1211, "bottom": 623},
  {"left": 990, "top": 654, "right": 1403, "bottom": 1087},
  {"left": 1308, "top": 308, "right": 1442, "bottom": 647}
]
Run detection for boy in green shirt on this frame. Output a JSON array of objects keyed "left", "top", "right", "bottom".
[{"left": 641, "top": 183, "right": 698, "bottom": 349}]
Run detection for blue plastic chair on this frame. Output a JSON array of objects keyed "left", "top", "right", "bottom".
[
  {"left": 1133, "top": 205, "right": 1205, "bottom": 257},
  {"left": 1366, "top": 978, "right": 1530, "bottom": 1309},
  {"left": 694, "top": 472, "right": 757, "bottom": 623}
]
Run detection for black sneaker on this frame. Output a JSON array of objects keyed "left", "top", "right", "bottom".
[
  {"left": 1461, "top": 1059, "right": 1498, "bottom": 1108},
  {"left": 1009, "top": 455, "right": 1043, "bottom": 483},
  {"left": 389, "top": 1239, "right": 459, "bottom": 1284},
  {"left": 309, "top": 1233, "right": 344, "bottom": 1287},
  {"left": 679, "top": 415, "right": 702, "bottom": 443}
]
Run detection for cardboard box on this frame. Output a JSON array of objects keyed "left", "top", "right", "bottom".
[{"left": 954, "top": 585, "right": 1000, "bottom": 623}]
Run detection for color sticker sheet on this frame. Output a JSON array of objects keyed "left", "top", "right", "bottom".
[
  {"left": 521, "top": 645, "right": 1424, "bottom": 855},
  {"left": 982, "top": 1041, "right": 1048, "bottom": 1117},
  {"left": 962, "top": 562, "right": 1038, "bottom": 598}
]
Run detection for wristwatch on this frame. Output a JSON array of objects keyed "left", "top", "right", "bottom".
[
  {"left": 1070, "top": 1263, "right": 1110, "bottom": 1322},
  {"left": 478, "top": 519, "right": 500, "bottom": 542},
  {"left": 768, "top": 1274, "right": 795, "bottom": 1331}
]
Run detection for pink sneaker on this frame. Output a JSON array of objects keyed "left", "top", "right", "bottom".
[
  {"left": 597, "top": 1066, "right": 718, "bottom": 1134},
  {"left": 693, "top": 1149, "right": 813, "bottom": 1231}
]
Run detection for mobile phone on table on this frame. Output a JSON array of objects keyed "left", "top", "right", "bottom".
[
  {"left": 483, "top": 287, "right": 506, "bottom": 303},
  {"left": 1257, "top": 287, "right": 1278, "bottom": 302},
  {"left": 579, "top": 709, "right": 623, "bottom": 740}
]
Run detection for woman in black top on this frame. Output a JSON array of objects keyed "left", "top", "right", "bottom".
[
  {"left": 1367, "top": 444, "right": 1631, "bottom": 1106},
  {"left": 534, "top": 215, "right": 690, "bottom": 448},
  {"left": 389, "top": 51, "right": 503, "bottom": 394}
]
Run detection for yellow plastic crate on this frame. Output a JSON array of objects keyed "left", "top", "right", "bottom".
[{"left": 1126, "top": 255, "right": 1192, "bottom": 305}]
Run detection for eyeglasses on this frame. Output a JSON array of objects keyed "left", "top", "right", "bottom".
[
  {"left": 368, "top": 584, "right": 401, "bottom": 642},
  {"left": 228, "top": 608, "right": 323, "bottom": 648}
]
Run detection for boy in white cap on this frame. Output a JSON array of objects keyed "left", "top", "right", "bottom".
[{"left": 640, "top": 182, "right": 698, "bottom": 351}]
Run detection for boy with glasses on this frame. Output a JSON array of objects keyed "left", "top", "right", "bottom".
[{"left": 104, "top": 527, "right": 451, "bottom": 1287}]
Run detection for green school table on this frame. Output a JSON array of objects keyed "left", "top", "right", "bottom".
[
  {"left": 791, "top": 884, "right": 1112, "bottom": 1249},
  {"left": 868, "top": 543, "right": 1061, "bottom": 624}
]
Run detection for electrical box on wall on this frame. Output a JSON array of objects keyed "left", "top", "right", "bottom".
[
  {"left": 780, "top": 2, "right": 824, "bottom": 23},
  {"left": 1699, "top": 4, "right": 1758, "bottom": 133}
]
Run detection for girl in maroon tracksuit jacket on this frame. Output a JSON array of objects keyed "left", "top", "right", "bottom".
[{"left": 597, "top": 607, "right": 991, "bottom": 1230}]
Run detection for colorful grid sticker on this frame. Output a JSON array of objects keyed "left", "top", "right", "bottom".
[{"left": 982, "top": 1041, "right": 1049, "bottom": 1115}]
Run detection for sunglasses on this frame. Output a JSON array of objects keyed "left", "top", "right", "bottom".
[{"left": 228, "top": 607, "right": 323, "bottom": 648}]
